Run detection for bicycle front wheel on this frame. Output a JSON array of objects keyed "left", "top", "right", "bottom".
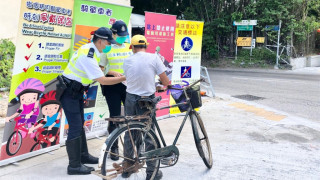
[
  {"left": 100, "top": 123, "right": 161, "bottom": 180},
  {"left": 6, "top": 131, "right": 22, "bottom": 156},
  {"left": 190, "top": 111, "right": 213, "bottom": 168}
]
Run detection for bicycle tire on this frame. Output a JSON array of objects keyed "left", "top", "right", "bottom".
[
  {"left": 100, "top": 123, "right": 161, "bottom": 180},
  {"left": 190, "top": 111, "right": 213, "bottom": 168},
  {"left": 30, "top": 142, "right": 42, "bottom": 152},
  {"left": 6, "top": 131, "right": 23, "bottom": 156}
]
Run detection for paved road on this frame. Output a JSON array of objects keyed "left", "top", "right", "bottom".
[
  {"left": 208, "top": 69, "right": 320, "bottom": 122},
  {"left": 1, "top": 97, "right": 320, "bottom": 179}
]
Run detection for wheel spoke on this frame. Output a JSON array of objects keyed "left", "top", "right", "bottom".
[{"left": 100, "top": 124, "right": 160, "bottom": 180}]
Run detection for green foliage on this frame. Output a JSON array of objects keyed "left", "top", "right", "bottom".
[
  {"left": 0, "top": 39, "right": 15, "bottom": 88},
  {"left": 235, "top": 48, "right": 277, "bottom": 67},
  {"left": 131, "top": 0, "right": 320, "bottom": 61}
]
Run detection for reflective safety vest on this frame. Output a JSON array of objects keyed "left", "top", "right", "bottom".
[
  {"left": 64, "top": 46, "right": 100, "bottom": 85},
  {"left": 107, "top": 43, "right": 132, "bottom": 74}
]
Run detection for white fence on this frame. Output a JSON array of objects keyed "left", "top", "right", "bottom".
[{"left": 290, "top": 55, "right": 320, "bottom": 69}]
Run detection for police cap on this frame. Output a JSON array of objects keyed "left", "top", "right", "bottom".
[
  {"left": 110, "top": 20, "right": 129, "bottom": 36},
  {"left": 94, "top": 27, "right": 116, "bottom": 44}
]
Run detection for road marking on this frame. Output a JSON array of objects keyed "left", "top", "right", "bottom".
[
  {"left": 231, "top": 77, "right": 308, "bottom": 84},
  {"left": 229, "top": 102, "right": 287, "bottom": 121}
]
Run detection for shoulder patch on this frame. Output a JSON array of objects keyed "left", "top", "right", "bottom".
[{"left": 87, "top": 48, "right": 95, "bottom": 58}]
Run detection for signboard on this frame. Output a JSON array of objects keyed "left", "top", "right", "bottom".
[
  {"left": 256, "top": 37, "right": 265, "bottom": 43},
  {"left": 265, "top": 25, "right": 280, "bottom": 31},
  {"left": 171, "top": 20, "right": 203, "bottom": 114},
  {"left": 237, "top": 25, "right": 253, "bottom": 31},
  {"left": 233, "top": 20, "right": 257, "bottom": 26},
  {"left": 0, "top": 0, "right": 74, "bottom": 165},
  {"left": 237, "top": 37, "right": 252, "bottom": 46},
  {"left": 144, "top": 12, "right": 176, "bottom": 118}
]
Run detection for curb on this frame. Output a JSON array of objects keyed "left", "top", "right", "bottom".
[{"left": 205, "top": 67, "right": 320, "bottom": 76}]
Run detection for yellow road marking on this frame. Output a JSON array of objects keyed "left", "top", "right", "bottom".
[
  {"left": 78, "top": 40, "right": 87, "bottom": 45},
  {"left": 229, "top": 102, "right": 286, "bottom": 121},
  {"left": 75, "top": 43, "right": 82, "bottom": 47}
]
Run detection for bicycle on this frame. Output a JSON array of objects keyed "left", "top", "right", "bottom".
[
  {"left": 93, "top": 79, "right": 212, "bottom": 180},
  {"left": 6, "top": 117, "right": 30, "bottom": 156},
  {"left": 30, "top": 125, "right": 60, "bottom": 152}
]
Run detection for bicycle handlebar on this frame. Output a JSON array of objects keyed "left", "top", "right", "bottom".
[{"left": 167, "top": 78, "right": 205, "bottom": 90}]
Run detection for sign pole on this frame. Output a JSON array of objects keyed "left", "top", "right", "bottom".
[
  {"left": 275, "top": 20, "right": 282, "bottom": 69},
  {"left": 235, "top": 29, "right": 238, "bottom": 59},
  {"left": 250, "top": 28, "right": 254, "bottom": 56}
]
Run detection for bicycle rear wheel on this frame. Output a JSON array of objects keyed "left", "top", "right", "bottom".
[
  {"left": 30, "top": 142, "right": 42, "bottom": 152},
  {"left": 190, "top": 111, "right": 213, "bottom": 168},
  {"left": 100, "top": 123, "right": 161, "bottom": 180}
]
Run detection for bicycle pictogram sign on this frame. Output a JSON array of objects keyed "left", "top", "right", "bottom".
[{"left": 181, "top": 66, "right": 192, "bottom": 78}]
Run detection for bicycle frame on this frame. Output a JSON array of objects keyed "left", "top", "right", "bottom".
[
  {"left": 150, "top": 99, "right": 195, "bottom": 148},
  {"left": 35, "top": 128, "right": 52, "bottom": 145},
  {"left": 13, "top": 118, "right": 29, "bottom": 139}
]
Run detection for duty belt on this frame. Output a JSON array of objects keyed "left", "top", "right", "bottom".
[{"left": 62, "top": 76, "right": 89, "bottom": 92}]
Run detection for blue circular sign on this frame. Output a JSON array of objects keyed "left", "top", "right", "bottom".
[{"left": 181, "top": 37, "right": 193, "bottom": 51}]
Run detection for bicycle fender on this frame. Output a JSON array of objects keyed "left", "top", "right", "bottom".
[{"left": 98, "top": 143, "right": 107, "bottom": 168}]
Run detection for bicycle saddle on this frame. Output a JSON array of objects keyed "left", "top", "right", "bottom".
[{"left": 138, "top": 96, "right": 162, "bottom": 109}]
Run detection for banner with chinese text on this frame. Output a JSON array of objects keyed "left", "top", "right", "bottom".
[
  {"left": 0, "top": 0, "right": 74, "bottom": 165},
  {"left": 170, "top": 20, "right": 204, "bottom": 114},
  {"left": 144, "top": 12, "right": 176, "bottom": 118},
  {"left": 60, "top": 0, "right": 132, "bottom": 142}
]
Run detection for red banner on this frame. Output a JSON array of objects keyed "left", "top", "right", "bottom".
[{"left": 145, "top": 12, "right": 176, "bottom": 117}]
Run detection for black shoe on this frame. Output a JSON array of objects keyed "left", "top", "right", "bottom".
[
  {"left": 110, "top": 148, "right": 119, "bottom": 161},
  {"left": 146, "top": 170, "right": 163, "bottom": 180},
  {"left": 66, "top": 136, "right": 93, "bottom": 175},
  {"left": 121, "top": 171, "right": 132, "bottom": 178},
  {"left": 81, "top": 153, "right": 98, "bottom": 164},
  {"left": 67, "top": 164, "right": 93, "bottom": 175},
  {"left": 83, "top": 164, "right": 95, "bottom": 172},
  {"left": 121, "top": 161, "right": 137, "bottom": 178}
]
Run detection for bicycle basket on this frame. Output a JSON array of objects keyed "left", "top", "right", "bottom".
[
  {"left": 170, "top": 84, "right": 202, "bottom": 112},
  {"left": 186, "top": 85, "right": 202, "bottom": 109}
]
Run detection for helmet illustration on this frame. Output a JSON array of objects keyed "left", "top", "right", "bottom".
[
  {"left": 15, "top": 78, "right": 45, "bottom": 97},
  {"left": 11, "top": 78, "right": 45, "bottom": 104},
  {"left": 40, "top": 90, "right": 61, "bottom": 107}
]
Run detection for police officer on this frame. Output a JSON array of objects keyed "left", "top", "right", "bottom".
[
  {"left": 60, "top": 27, "right": 126, "bottom": 175},
  {"left": 99, "top": 20, "right": 132, "bottom": 160}
]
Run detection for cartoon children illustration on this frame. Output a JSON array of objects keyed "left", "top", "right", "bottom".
[
  {"left": 28, "top": 90, "right": 62, "bottom": 147},
  {"left": 6, "top": 78, "right": 45, "bottom": 137}
]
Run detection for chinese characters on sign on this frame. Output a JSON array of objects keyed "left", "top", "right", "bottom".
[
  {"left": 80, "top": 4, "right": 115, "bottom": 25},
  {"left": 145, "top": 24, "right": 175, "bottom": 37},
  {"left": 80, "top": 4, "right": 113, "bottom": 16},
  {"left": 25, "top": 1, "right": 73, "bottom": 27},
  {"left": 176, "top": 22, "right": 200, "bottom": 36}
]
